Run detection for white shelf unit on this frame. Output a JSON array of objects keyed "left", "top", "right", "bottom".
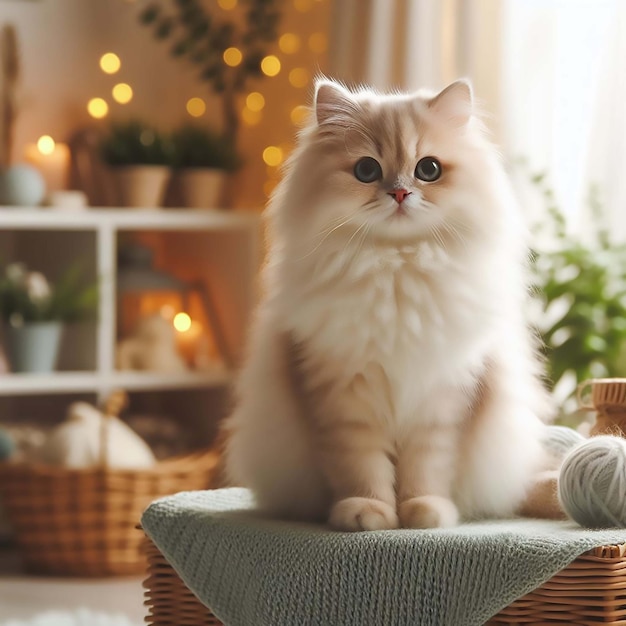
[{"left": 0, "top": 207, "right": 261, "bottom": 406}]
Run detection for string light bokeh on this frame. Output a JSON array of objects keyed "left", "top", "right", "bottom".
[
  {"left": 82, "top": 0, "right": 329, "bottom": 206},
  {"left": 244, "top": 0, "right": 330, "bottom": 201},
  {"left": 88, "top": 52, "right": 134, "bottom": 118}
]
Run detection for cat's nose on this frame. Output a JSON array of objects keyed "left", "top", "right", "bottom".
[{"left": 388, "top": 189, "right": 411, "bottom": 204}]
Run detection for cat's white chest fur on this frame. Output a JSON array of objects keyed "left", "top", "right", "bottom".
[{"left": 285, "top": 241, "right": 497, "bottom": 424}]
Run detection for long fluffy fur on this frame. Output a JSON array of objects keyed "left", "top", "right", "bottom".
[{"left": 224, "top": 78, "right": 554, "bottom": 531}]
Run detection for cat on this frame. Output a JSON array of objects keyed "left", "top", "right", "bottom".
[{"left": 224, "top": 77, "right": 556, "bottom": 531}]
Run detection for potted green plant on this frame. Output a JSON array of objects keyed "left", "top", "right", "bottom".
[
  {"left": 528, "top": 172, "right": 626, "bottom": 420},
  {"left": 0, "top": 262, "right": 97, "bottom": 373},
  {"left": 171, "top": 124, "right": 240, "bottom": 208},
  {"left": 100, "top": 120, "right": 174, "bottom": 208}
]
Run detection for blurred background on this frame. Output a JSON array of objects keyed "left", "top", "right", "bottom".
[{"left": 0, "top": 1, "right": 625, "bottom": 624}]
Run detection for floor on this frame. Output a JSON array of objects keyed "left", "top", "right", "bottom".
[{"left": 0, "top": 548, "right": 146, "bottom": 625}]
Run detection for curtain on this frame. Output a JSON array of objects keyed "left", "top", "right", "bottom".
[
  {"left": 327, "top": 0, "right": 504, "bottom": 139},
  {"left": 501, "top": 0, "right": 626, "bottom": 238}
]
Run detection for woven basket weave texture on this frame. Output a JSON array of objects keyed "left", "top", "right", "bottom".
[
  {"left": 142, "top": 534, "right": 626, "bottom": 626},
  {"left": 0, "top": 450, "right": 218, "bottom": 576}
]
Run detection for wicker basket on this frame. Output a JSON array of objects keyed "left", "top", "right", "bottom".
[
  {"left": 144, "top": 534, "right": 222, "bottom": 626},
  {"left": 142, "top": 533, "right": 626, "bottom": 625},
  {"left": 0, "top": 392, "right": 219, "bottom": 577},
  {"left": 488, "top": 544, "right": 626, "bottom": 625}
]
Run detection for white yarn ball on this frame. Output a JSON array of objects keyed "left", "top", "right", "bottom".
[
  {"left": 543, "top": 425, "right": 586, "bottom": 460},
  {"left": 558, "top": 435, "right": 626, "bottom": 528}
]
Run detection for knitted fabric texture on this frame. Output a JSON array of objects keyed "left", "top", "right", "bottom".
[{"left": 141, "top": 488, "right": 626, "bottom": 626}]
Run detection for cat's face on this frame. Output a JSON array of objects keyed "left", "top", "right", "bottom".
[{"left": 280, "top": 79, "right": 508, "bottom": 249}]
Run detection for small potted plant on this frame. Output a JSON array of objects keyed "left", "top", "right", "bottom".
[
  {"left": 171, "top": 124, "right": 240, "bottom": 209},
  {"left": 0, "top": 262, "right": 97, "bottom": 373},
  {"left": 100, "top": 120, "right": 174, "bottom": 208}
]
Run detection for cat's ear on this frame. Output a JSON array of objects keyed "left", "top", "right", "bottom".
[
  {"left": 314, "top": 79, "right": 355, "bottom": 126},
  {"left": 428, "top": 79, "right": 473, "bottom": 127}
]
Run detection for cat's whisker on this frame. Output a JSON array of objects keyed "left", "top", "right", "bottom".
[
  {"left": 353, "top": 222, "right": 373, "bottom": 260},
  {"left": 308, "top": 210, "right": 363, "bottom": 243},
  {"left": 294, "top": 212, "right": 363, "bottom": 261},
  {"left": 344, "top": 220, "right": 369, "bottom": 252},
  {"left": 334, "top": 221, "right": 372, "bottom": 280},
  {"left": 314, "top": 212, "right": 360, "bottom": 237},
  {"left": 362, "top": 198, "right": 381, "bottom": 211},
  {"left": 430, "top": 226, "right": 448, "bottom": 251},
  {"left": 441, "top": 221, "right": 470, "bottom": 252}
]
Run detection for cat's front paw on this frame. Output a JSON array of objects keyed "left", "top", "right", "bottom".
[
  {"left": 329, "top": 497, "right": 399, "bottom": 531},
  {"left": 399, "top": 495, "right": 459, "bottom": 529}
]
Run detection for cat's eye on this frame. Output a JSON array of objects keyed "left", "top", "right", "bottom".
[
  {"left": 415, "top": 157, "right": 442, "bottom": 182},
  {"left": 354, "top": 157, "right": 382, "bottom": 183}
]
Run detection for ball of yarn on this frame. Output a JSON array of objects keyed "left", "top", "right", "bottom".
[
  {"left": 0, "top": 426, "right": 16, "bottom": 461},
  {"left": 543, "top": 425, "right": 586, "bottom": 460},
  {"left": 558, "top": 435, "right": 626, "bottom": 528}
]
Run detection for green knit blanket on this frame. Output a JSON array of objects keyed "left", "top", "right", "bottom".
[{"left": 141, "top": 488, "right": 626, "bottom": 626}]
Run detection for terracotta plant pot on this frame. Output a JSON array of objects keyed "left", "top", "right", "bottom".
[
  {"left": 177, "top": 168, "right": 226, "bottom": 209},
  {"left": 111, "top": 165, "right": 171, "bottom": 208}
]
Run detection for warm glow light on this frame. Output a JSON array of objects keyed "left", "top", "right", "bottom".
[
  {"left": 241, "top": 107, "right": 262, "bottom": 126},
  {"left": 173, "top": 312, "right": 192, "bottom": 333},
  {"left": 160, "top": 305, "right": 175, "bottom": 319},
  {"left": 264, "top": 178, "right": 279, "bottom": 197},
  {"left": 261, "top": 55, "right": 281, "bottom": 77},
  {"left": 308, "top": 32, "right": 328, "bottom": 53},
  {"left": 223, "top": 47, "right": 243, "bottom": 67},
  {"left": 100, "top": 52, "right": 121, "bottom": 74},
  {"left": 289, "top": 67, "right": 309, "bottom": 88},
  {"left": 263, "top": 146, "right": 283, "bottom": 167},
  {"left": 186, "top": 97, "right": 206, "bottom": 117},
  {"left": 87, "top": 97, "right": 109, "bottom": 119},
  {"left": 37, "top": 135, "right": 55, "bottom": 155},
  {"left": 279, "top": 33, "right": 300, "bottom": 54},
  {"left": 217, "top": 0, "right": 237, "bottom": 8},
  {"left": 246, "top": 92, "right": 265, "bottom": 112},
  {"left": 112, "top": 83, "right": 133, "bottom": 104},
  {"left": 290, "top": 105, "right": 309, "bottom": 125},
  {"left": 294, "top": 0, "right": 312, "bottom": 11}
]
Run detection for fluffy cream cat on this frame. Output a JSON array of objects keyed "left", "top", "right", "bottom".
[{"left": 225, "top": 78, "right": 555, "bottom": 531}]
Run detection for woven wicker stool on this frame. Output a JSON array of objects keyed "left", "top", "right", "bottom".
[{"left": 143, "top": 534, "right": 626, "bottom": 625}]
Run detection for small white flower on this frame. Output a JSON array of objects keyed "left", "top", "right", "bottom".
[
  {"left": 5, "top": 262, "right": 27, "bottom": 285},
  {"left": 25, "top": 271, "right": 51, "bottom": 302}
]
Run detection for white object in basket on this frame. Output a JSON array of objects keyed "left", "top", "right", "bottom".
[{"left": 39, "top": 402, "right": 156, "bottom": 469}]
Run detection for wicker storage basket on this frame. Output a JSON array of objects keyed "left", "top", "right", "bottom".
[
  {"left": 0, "top": 392, "right": 219, "bottom": 577},
  {"left": 142, "top": 534, "right": 626, "bottom": 625},
  {"left": 144, "top": 534, "right": 222, "bottom": 626}
]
